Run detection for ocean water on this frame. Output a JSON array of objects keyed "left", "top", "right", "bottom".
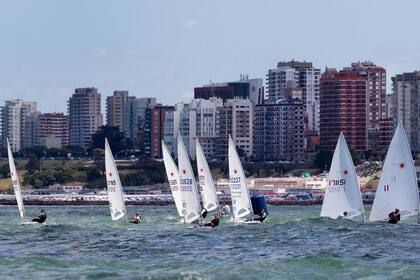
[{"left": 0, "top": 204, "right": 420, "bottom": 280}]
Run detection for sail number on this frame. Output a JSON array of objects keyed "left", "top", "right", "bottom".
[{"left": 107, "top": 180, "right": 117, "bottom": 192}]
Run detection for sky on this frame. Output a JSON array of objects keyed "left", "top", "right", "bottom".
[{"left": 1, "top": 0, "right": 420, "bottom": 113}]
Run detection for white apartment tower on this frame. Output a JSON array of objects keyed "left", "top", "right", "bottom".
[
  {"left": 266, "top": 60, "right": 320, "bottom": 132},
  {"left": 1, "top": 99, "right": 37, "bottom": 152}
]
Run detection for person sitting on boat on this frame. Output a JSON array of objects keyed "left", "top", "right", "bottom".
[
  {"left": 201, "top": 208, "right": 208, "bottom": 219},
  {"left": 203, "top": 214, "right": 219, "bottom": 228},
  {"left": 256, "top": 209, "right": 267, "bottom": 223},
  {"left": 32, "top": 209, "right": 47, "bottom": 224},
  {"left": 129, "top": 213, "right": 141, "bottom": 224},
  {"left": 337, "top": 211, "right": 348, "bottom": 220},
  {"left": 388, "top": 208, "right": 400, "bottom": 224},
  {"left": 221, "top": 205, "right": 231, "bottom": 216}
]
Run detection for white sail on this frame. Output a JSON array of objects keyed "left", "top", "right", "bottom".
[
  {"left": 7, "top": 139, "right": 25, "bottom": 222},
  {"left": 105, "top": 138, "right": 127, "bottom": 221},
  {"left": 161, "top": 140, "right": 184, "bottom": 217},
  {"left": 177, "top": 133, "right": 201, "bottom": 224},
  {"left": 196, "top": 139, "right": 219, "bottom": 212},
  {"left": 320, "top": 132, "right": 365, "bottom": 221},
  {"left": 228, "top": 135, "right": 252, "bottom": 221},
  {"left": 369, "top": 122, "right": 420, "bottom": 222}
]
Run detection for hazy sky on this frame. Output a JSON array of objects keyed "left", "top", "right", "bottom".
[{"left": 1, "top": 0, "right": 420, "bottom": 112}]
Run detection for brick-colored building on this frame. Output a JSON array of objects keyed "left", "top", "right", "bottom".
[{"left": 320, "top": 68, "right": 368, "bottom": 151}]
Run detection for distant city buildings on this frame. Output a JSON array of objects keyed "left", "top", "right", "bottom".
[
  {"left": 106, "top": 90, "right": 133, "bottom": 132},
  {"left": 144, "top": 105, "right": 174, "bottom": 158},
  {"left": 320, "top": 68, "right": 368, "bottom": 152},
  {"left": 68, "top": 88, "right": 103, "bottom": 149},
  {"left": 254, "top": 98, "right": 305, "bottom": 162},
  {"left": 24, "top": 112, "right": 68, "bottom": 149},
  {"left": 392, "top": 71, "right": 420, "bottom": 152},
  {"left": 194, "top": 76, "right": 264, "bottom": 105},
  {"left": 1, "top": 99, "right": 37, "bottom": 152},
  {"left": 266, "top": 60, "right": 320, "bottom": 132}
]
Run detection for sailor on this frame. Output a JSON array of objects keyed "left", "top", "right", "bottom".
[
  {"left": 221, "top": 205, "right": 231, "bottom": 215},
  {"left": 203, "top": 213, "right": 220, "bottom": 228},
  {"left": 256, "top": 208, "right": 267, "bottom": 223},
  {"left": 32, "top": 209, "right": 47, "bottom": 224},
  {"left": 201, "top": 208, "right": 208, "bottom": 219},
  {"left": 388, "top": 208, "right": 400, "bottom": 224},
  {"left": 337, "top": 211, "right": 348, "bottom": 220},
  {"left": 129, "top": 213, "right": 141, "bottom": 224}
]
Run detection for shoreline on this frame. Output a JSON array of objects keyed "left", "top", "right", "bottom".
[{"left": 0, "top": 199, "right": 374, "bottom": 206}]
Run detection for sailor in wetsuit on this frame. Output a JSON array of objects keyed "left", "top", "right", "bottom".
[
  {"left": 256, "top": 209, "right": 267, "bottom": 223},
  {"left": 129, "top": 213, "right": 141, "bottom": 224},
  {"left": 203, "top": 214, "right": 219, "bottom": 228},
  {"left": 32, "top": 209, "right": 47, "bottom": 224},
  {"left": 388, "top": 208, "right": 400, "bottom": 224}
]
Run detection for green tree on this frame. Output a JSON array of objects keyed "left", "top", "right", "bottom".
[
  {"left": 1, "top": 163, "right": 10, "bottom": 178},
  {"left": 25, "top": 153, "right": 40, "bottom": 174},
  {"left": 313, "top": 150, "right": 333, "bottom": 170},
  {"left": 89, "top": 125, "right": 128, "bottom": 155}
]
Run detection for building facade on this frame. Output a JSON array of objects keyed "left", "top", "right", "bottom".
[
  {"left": 215, "top": 99, "right": 253, "bottom": 161},
  {"left": 254, "top": 98, "right": 305, "bottom": 162},
  {"left": 68, "top": 88, "right": 103, "bottom": 149},
  {"left": 266, "top": 60, "right": 320, "bottom": 132},
  {"left": 0, "top": 99, "right": 37, "bottom": 152},
  {"left": 24, "top": 112, "right": 69, "bottom": 149},
  {"left": 320, "top": 68, "right": 368, "bottom": 152},
  {"left": 194, "top": 77, "right": 264, "bottom": 105},
  {"left": 342, "top": 62, "right": 386, "bottom": 150},
  {"left": 144, "top": 105, "right": 174, "bottom": 158},
  {"left": 124, "top": 97, "right": 156, "bottom": 141},
  {"left": 392, "top": 71, "right": 420, "bottom": 152},
  {"left": 106, "top": 91, "right": 133, "bottom": 131}
]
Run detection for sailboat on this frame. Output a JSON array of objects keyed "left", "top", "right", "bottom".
[
  {"left": 161, "top": 140, "right": 184, "bottom": 219},
  {"left": 196, "top": 139, "right": 220, "bottom": 215},
  {"left": 228, "top": 135, "right": 255, "bottom": 223},
  {"left": 7, "top": 139, "right": 31, "bottom": 224},
  {"left": 177, "top": 133, "right": 202, "bottom": 224},
  {"left": 320, "top": 132, "right": 365, "bottom": 221},
  {"left": 104, "top": 138, "right": 127, "bottom": 222},
  {"left": 369, "top": 122, "right": 420, "bottom": 222}
]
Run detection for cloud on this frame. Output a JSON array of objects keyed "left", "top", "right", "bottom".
[
  {"left": 183, "top": 19, "right": 199, "bottom": 29},
  {"left": 95, "top": 48, "right": 110, "bottom": 56}
]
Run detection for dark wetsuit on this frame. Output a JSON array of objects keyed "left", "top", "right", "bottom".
[
  {"left": 203, "top": 217, "right": 219, "bottom": 228},
  {"left": 32, "top": 213, "right": 47, "bottom": 223},
  {"left": 388, "top": 212, "right": 400, "bottom": 224},
  {"left": 257, "top": 213, "right": 267, "bottom": 223},
  {"left": 129, "top": 216, "right": 141, "bottom": 224}
]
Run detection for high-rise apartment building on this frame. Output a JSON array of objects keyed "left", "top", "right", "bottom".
[
  {"left": 215, "top": 99, "right": 253, "bottom": 161},
  {"left": 254, "top": 98, "right": 305, "bottom": 162},
  {"left": 342, "top": 62, "right": 386, "bottom": 150},
  {"left": 106, "top": 91, "right": 133, "bottom": 131},
  {"left": 24, "top": 112, "right": 69, "bottom": 149},
  {"left": 124, "top": 97, "right": 156, "bottom": 140},
  {"left": 144, "top": 105, "right": 174, "bottom": 158},
  {"left": 1, "top": 99, "right": 37, "bottom": 152},
  {"left": 68, "top": 88, "right": 103, "bottom": 149},
  {"left": 163, "top": 98, "right": 223, "bottom": 159},
  {"left": 392, "top": 71, "right": 420, "bottom": 152},
  {"left": 266, "top": 60, "right": 320, "bottom": 132},
  {"left": 320, "top": 68, "right": 368, "bottom": 151}
]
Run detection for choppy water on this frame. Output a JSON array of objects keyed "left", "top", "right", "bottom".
[{"left": 1, "top": 205, "right": 420, "bottom": 280}]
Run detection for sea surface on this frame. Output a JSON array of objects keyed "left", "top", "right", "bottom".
[{"left": 1, "top": 204, "right": 420, "bottom": 280}]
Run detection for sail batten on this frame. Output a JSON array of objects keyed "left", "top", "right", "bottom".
[
  {"left": 162, "top": 141, "right": 184, "bottom": 218},
  {"left": 196, "top": 139, "right": 219, "bottom": 213},
  {"left": 369, "top": 123, "right": 419, "bottom": 222},
  {"left": 7, "top": 139, "right": 25, "bottom": 222},
  {"left": 177, "top": 134, "right": 201, "bottom": 224},
  {"left": 105, "top": 138, "right": 127, "bottom": 221},
  {"left": 228, "top": 136, "right": 253, "bottom": 221},
  {"left": 320, "top": 132, "right": 364, "bottom": 220}
]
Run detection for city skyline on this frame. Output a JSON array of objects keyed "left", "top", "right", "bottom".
[{"left": 1, "top": 0, "right": 420, "bottom": 112}]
